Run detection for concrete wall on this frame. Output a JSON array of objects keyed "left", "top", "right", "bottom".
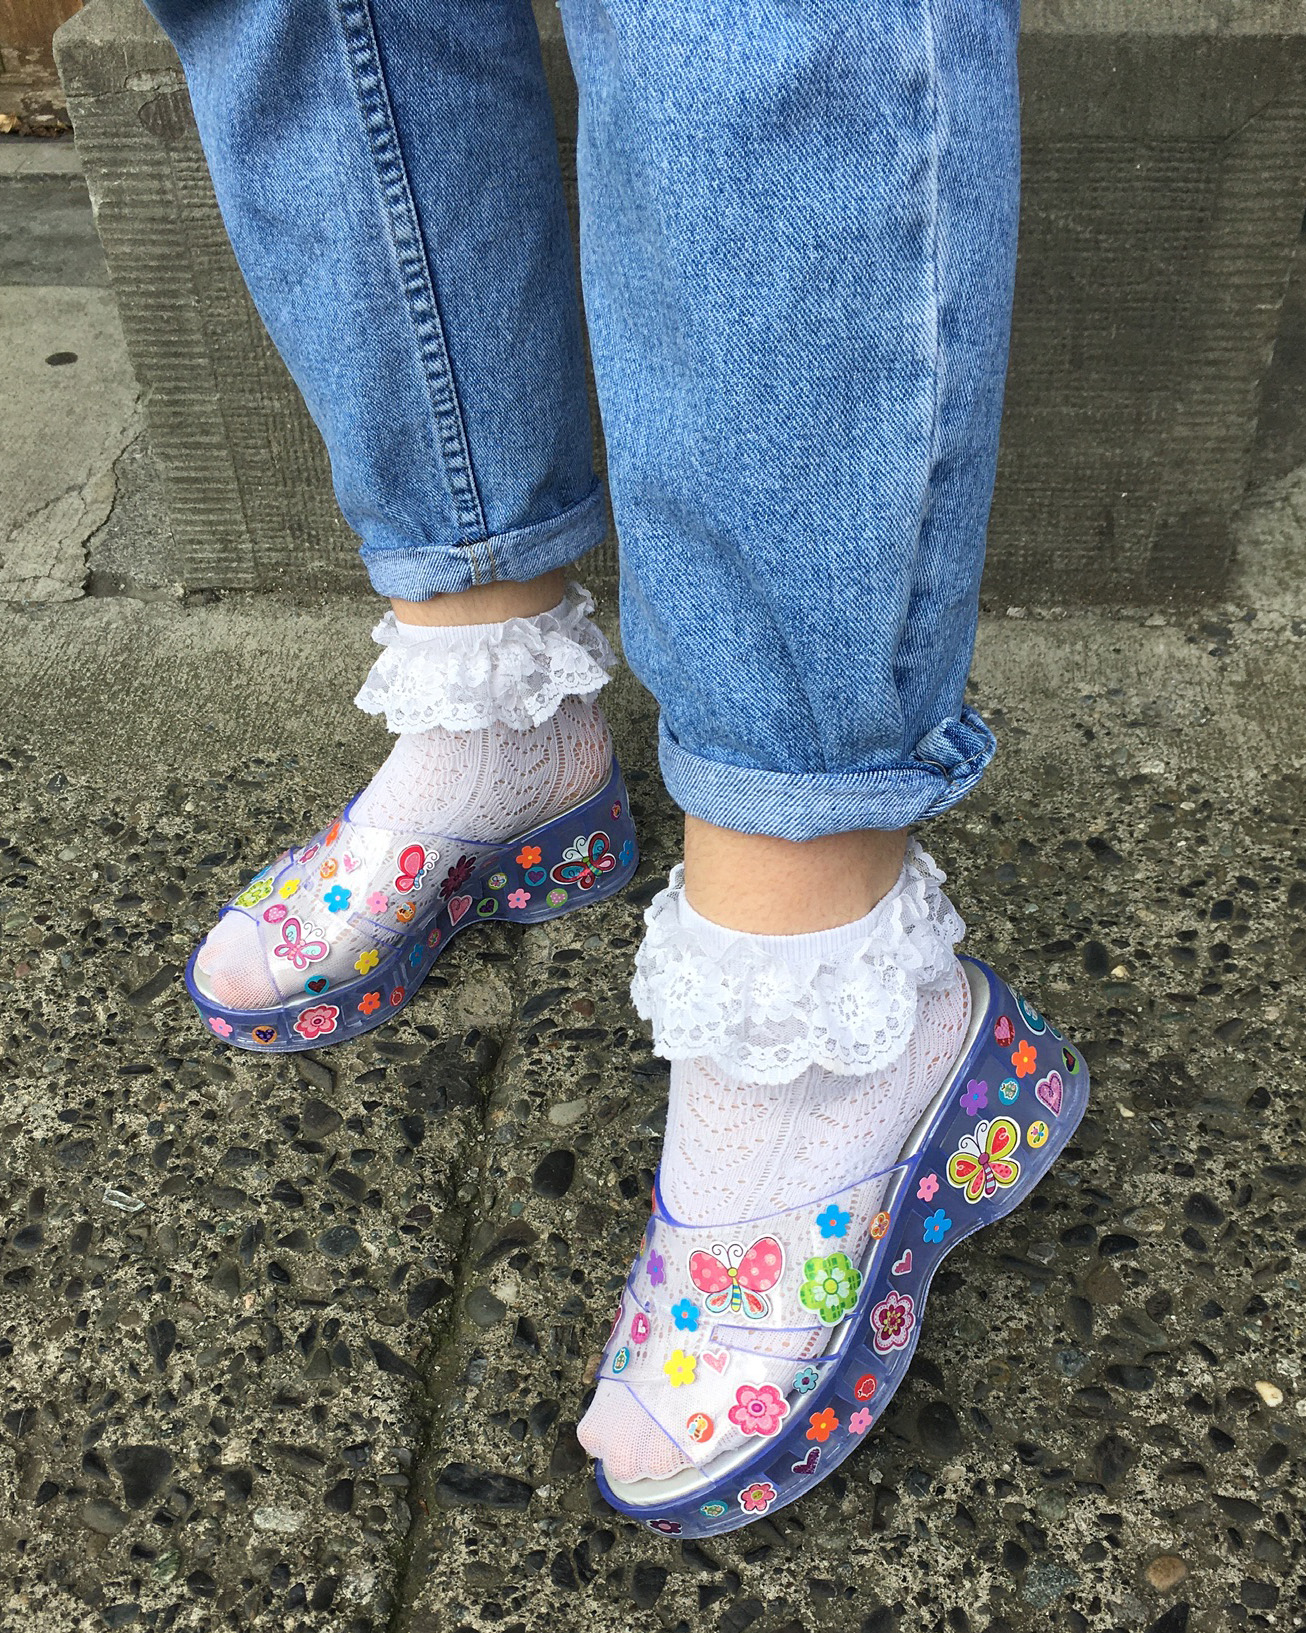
[{"left": 54, "top": 0, "right": 1306, "bottom": 603}]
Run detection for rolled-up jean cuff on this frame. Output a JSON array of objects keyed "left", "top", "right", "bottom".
[
  {"left": 358, "top": 484, "right": 609, "bottom": 600},
  {"left": 657, "top": 707, "right": 997, "bottom": 841}
]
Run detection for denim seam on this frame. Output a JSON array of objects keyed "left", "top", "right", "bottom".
[{"left": 336, "top": 0, "right": 491, "bottom": 580}]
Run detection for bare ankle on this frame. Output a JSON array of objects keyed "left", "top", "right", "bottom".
[
  {"left": 682, "top": 818, "right": 908, "bottom": 934},
  {"left": 390, "top": 567, "right": 568, "bottom": 628}
]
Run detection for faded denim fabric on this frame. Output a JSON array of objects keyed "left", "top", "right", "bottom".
[{"left": 144, "top": 0, "right": 1020, "bottom": 840}]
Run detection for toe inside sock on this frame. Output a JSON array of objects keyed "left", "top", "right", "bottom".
[{"left": 193, "top": 914, "right": 280, "bottom": 1010}]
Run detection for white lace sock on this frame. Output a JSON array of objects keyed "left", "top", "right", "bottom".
[
  {"left": 578, "top": 844, "right": 970, "bottom": 1483},
  {"left": 195, "top": 583, "right": 615, "bottom": 1008}
]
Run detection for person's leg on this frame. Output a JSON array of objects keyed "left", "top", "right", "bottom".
[
  {"left": 144, "top": 0, "right": 630, "bottom": 1034},
  {"left": 562, "top": 0, "right": 1021, "bottom": 1482}
]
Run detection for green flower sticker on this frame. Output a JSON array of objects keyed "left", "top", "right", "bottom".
[
  {"left": 234, "top": 874, "right": 273, "bottom": 908},
  {"left": 798, "top": 1252, "right": 862, "bottom": 1325}
]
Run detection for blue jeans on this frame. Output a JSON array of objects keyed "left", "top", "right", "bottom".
[{"left": 145, "top": 0, "right": 1020, "bottom": 841}]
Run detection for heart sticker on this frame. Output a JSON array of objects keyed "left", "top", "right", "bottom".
[
  {"left": 448, "top": 894, "right": 472, "bottom": 925},
  {"left": 305, "top": 976, "right": 330, "bottom": 995},
  {"left": 251, "top": 1025, "right": 277, "bottom": 1045},
  {"left": 892, "top": 1249, "right": 913, "bottom": 1277},
  {"left": 791, "top": 1446, "right": 821, "bottom": 1477},
  {"left": 1035, "top": 1070, "right": 1064, "bottom": 1116},
  {"left": 1063, "top": 1046, "right": 1079, "bottom": 1075},
  {"left": 993, "top": 1015, "right": 1015, "bottom": 1048},
  {"left": 701, "top": 1347, "right": 730, "bottom": 1375}
]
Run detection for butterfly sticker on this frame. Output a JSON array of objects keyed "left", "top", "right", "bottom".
[
  {"left": 945, "top": 1117, "right": 1022, "bottom": 1204},
  {"left": 271, "top": 917, "right": 330, "bottom": 971},
  {"left": 549, "top": 830, "right": 617, "bottom": 892},
  {"left": 394, "top": 844, "right": 429, "bottom": 894},
  {"left": 688, "top": 1237, "right": 784, "bottom": 1321}
]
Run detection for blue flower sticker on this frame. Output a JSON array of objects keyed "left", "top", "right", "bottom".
[
  {"left": 323, "top": 885, "right": 351, "bottom": 914},
  {"left": 671, "top": 1298, "right": 699, "bottom": 1332},
  {"left": 792, "top": 1364, "right": 821, "bottom": 1395},
  {"left": 923, "top": 1208, "right": 952, "bottom": 1244},
  {"left": 816, "top": 1204, "right": 851, "bottom": 1239},
  {"left": 619, "top": 837, "right": 635, "bottom": 866}
]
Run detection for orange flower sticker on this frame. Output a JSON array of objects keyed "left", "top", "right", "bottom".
[
  {"left": 325, "top": 820, "right": 342, "bottom": 845},
  {"left": 806, "top": 1407, "right": 839, "bottom": 1443},
  {"left": 358, "top": 991, "right": 381, "bottom": 1014},
  {"left": 516, "top": 845, "right": 542, "bottom": 867},
  {"left": 1011, "top": 1040, "right": 1038, "bottom": 1078}
]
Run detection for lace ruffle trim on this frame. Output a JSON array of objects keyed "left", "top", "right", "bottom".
[
  {"left": 354, "top": 581, "right": 616, "bottom": 733},
  {"left": 630, "top": 841, "right": 965, "bottom": 1085}
]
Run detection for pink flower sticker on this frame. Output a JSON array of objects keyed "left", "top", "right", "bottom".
[
  {"left": 737, "top": 1480, "right": 777, "bottom": 1515},
  {"left": 507, "top": 889, "right": 531, "bottom": 910},
  {"left": 366, "top": 890, "right": 389, "bottom": 914},
  {"left": 917, "top": 1172, "right": 939, "bottom": 1202},
  {"left": 728, "top": 1382, "right": 790, "bottom": 1438},
  {"left": 293, "top": 1003, "right": 339, "bottom": 1041},
  {"left": 208, "top": 1015, "right": 233, "bottom": 1038},
  {"left": 870, "top": 1288, "right": 916, "bottom": 1355},
  {"left": 848, "top": 1406, "right": 873, "bottom": 1435}
]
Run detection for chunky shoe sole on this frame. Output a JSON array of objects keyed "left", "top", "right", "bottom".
[
  {"left": 186, "top": 758, "right": 639, "bottom": 1053},
  {"left": 595, "top": 955, "right": 1089, "bottom": 1537}
]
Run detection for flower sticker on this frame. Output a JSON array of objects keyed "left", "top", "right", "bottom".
[
  {"left": 671, "top": 1299, "right": 700, "bottom": 1332},
  {"left": 961, "top": 1078, "right": 988, "bottom": 1116},
  {"left": 439, "top": 855, "right": 475, "bottom": 899},
  {"left": 619, "top": 838, "right": 635, "bottom": 866},
  {"left": 663, "top": 1349, "right": 697, "bottom": 1388},
  {"left": 792, "top": 1365, "right": 821, "bottom": 1395},
  {"left": 278, "top": 877, "right": 301, "bottom": 900},
  {"left": 807, "top": 1407, "right": 839, "bottom": 1443},
  {"left": 325, "top": 819, "right": 342, "bottom": 846},
  {"left": 516, "top": 845, "right": 542, "bottom": 868},
  {"left": 507, "top": 889, "right": 531, "bottom": 910},
  {"left": 358, "top": 991, "right": 381, "bottom": 1014},
  {"left": 208, "top": 1015, "right": 233, "bottom": 1038},
  {"left": 323, "top": 885, "right": 351, "bottom": 914},
  {"left": 728, "top": 1383, "right": 789, "bottom": 1438},
  {"left": 366, "top": 890, "right": 388, "bottom": 914},
  {"left": 923, "top": 1208, "right": 952, "bottom": 1244},
  {"left": 870, "top": 1288, "right": 916, "bottom": 1354},
  {"left": 647, "top": 1517, "right": 681, "bottom": 1535},
  {"left": 1012, "top": 1040, "right": 1038, "bottom": 1078},
  {"left": 816, "top": 1204, "right": 850, "bottom": 1239},
  {"left": 234, "top": 877, "right": 272, "bottom": 908},
  {"left": 917, "top": 1173, "right": 939, "bottom": 1203},
  {"left": 737, "top": 1480, "right": 777, "bottom": 1515},
  {"left": 798, "top": 1252, "right": 862, "bottom": 1326},
  {"left": 646, "top": 1250, "right": 665, "bottom": 1288},
  {"left": 354, "top": 948, "right": 379, "bottom": 975},
  {"left": 848, "top": 1407, "right": 873, "bottom": 1435},
  {"left": 293, "top": 1003, "right": 339, "bottom": 1041},
  {"left": 630, "top": 1312, "right": 651, "bottom": 1345}
]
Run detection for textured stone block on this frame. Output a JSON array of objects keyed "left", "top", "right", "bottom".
[{"left": 56, "top": 0, "right": 1306, "bottom": 601}]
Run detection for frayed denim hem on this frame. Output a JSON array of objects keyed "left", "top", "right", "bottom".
[
  {"left": 657, "top": 707, "right": 996, "bottom": 841},
  {"left": 358, "top": 484, "right": 608, "bottom": 598}
]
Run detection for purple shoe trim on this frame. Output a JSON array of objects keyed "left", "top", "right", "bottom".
[
  {"left": 595, "top": 958, "right": 1089, "bottom": 1538},
  {"left": 186, "top": 758, "right": 639, "bottom": 1052}
]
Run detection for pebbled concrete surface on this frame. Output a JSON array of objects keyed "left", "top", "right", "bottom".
[
  {"left": 1, "top": 582, "right": 1305, "bottom": 1633},
  {"left": 3, "top": 142, "right": 1306, "bottom": 1633}
]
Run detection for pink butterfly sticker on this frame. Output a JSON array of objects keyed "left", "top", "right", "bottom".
[
  {"left": 394, "top": 844, "right": 428, "bottom": 894},
  {"left": 688, "top": 1237, "right": 784, "bottom": 1321},
  {"left": 271, "top": 916, "right": 329, "bottom": 970}
]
